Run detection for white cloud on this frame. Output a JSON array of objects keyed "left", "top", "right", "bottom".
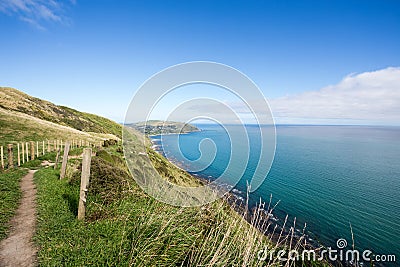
[
  {"left": 269, "top": 67, "right": 400, "bottom": 125},
  {"left": 0, "top": 0, "right": 74, "bottom": 29},
  {"left": 160, "top": 67, "right": 400, "bottom": 125}
]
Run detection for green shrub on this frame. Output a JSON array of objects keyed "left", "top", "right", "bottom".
[
  {"left": 21, "top": 159, "right": 42, "bottom": 169},
  {"left": 38, "top": 152, "right": 57, "bottom": 161},
  {"left": 69, "top": 147, "right": 83, "bottom": 157}
]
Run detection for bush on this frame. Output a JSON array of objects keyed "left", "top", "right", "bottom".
[
  {"left": 68, "top": 148, "right": 83, "bottom": 156},
  {"left": 89, "top": 157, "right": 131, "bottom": 204},
  {"left": 38, "top": 152, "right": 57, "bottom": 161},
  {"left": 69, "top": 153, "right": 131, "bottom": 206},
  {"left": 21, "top": 159, "right": 42, "bottom": 169},
  {"left": 102, "top": 139, "right": 118, "bottom": 147}
]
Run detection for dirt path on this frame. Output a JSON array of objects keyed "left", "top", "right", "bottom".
[{"left": 0, "top": 170, "right": 38, "bottom": 267}]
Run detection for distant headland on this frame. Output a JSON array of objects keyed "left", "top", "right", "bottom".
[{"left": 127, "top": 120, "right": 200, "bottom": 135}]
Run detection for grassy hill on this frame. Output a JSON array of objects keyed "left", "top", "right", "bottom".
[
  {"left": 0, "top": 108, "right": 117, "bottom": 146},
  {"left": 0, "top": 87, "right": 122, "bottom": 138}
]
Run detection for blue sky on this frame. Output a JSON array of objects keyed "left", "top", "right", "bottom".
[{"left": 1, "top": 0, "right": 400, "bottom": 125}]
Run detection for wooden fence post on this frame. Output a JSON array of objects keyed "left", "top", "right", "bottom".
[
  {"left": 60, "top": 141, "right": 71, "bottom": 179},
  {"left": 7, "top": 144, "right": 13, "bottom": 169},
  {"left": 25, "top": 142, "right": 29, "bottom": 162},
  {"left": 22, "top": 143, "right": 25, "bottom": 163},
  {"left": 1, "top": 146, "right": 3, "bottom": 170},
  {"left": 53, "top": 140, "right": 56, "bottom": 152},
  {"left": 30, "top": 141, "right": 35, "bottom": 160},
  {"left": 78, "top": 148, "right": 92, "bottom": 220},
  {"left": 47, "top": 140, "right": 51, "bottom": 153},
  {"left": 17, "top": 143, "right": 20, "bottom": 166},
  {"left": 43, "top": 141, "right": 45, "bottom": 156},
  {"left": 36, "top": 141, "right": 39, "bottom": 157},
  {"left": 54, "top": 149, "right": 60, "bottom": 169}
]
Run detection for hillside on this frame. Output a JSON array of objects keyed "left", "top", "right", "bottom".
[
  {"left": 0, "top": 87, "right": 121, "bottom": 138},
  {"left": 0, "top": 89, "right": 331, "bottom": 266},
  {"left": 0, "top": 108, "right": 116, "bottom": 146},
  {"left": 130, "top": 120, "right": 200, "bottom": 135}
]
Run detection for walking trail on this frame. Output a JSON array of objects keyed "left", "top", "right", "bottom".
[{"left": 0, "top": 170, "right": 38, "bottom": 267}]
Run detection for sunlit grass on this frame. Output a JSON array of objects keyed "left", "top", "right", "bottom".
[
  {"left": 0, "top": 168, "right": 28, "bottom": 240},
  {"left": 34, "top": 145, "right": 331, "bottom": 266}
]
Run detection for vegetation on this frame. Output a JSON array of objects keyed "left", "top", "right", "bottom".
[
  {"left": 0, "top": 87, "right": 122, "bottom": 138},
  {"left": 0, "top": 107, "right": 116, "bottom": 147},
  {"left": 33, "top": 144, "right": 331, "bottom": 266},
  {"left": 0, "top": 87, "right": 120, "bottom": 167},
  {"left": 147, "top": 148, "right": 202, "bottom": 187},
  {"left": 0, "top": 168, "right": 28, "bottom": 240},
  {"left": 20, "top": 159, "right": 43, "bottom": 169},
  {"left": 34, "top": 149, "right": 263, "bottom": 266}
]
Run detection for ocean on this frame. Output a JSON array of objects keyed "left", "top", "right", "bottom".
[{"left": 150, "top": 125, "right": 400, "bottom": 263}]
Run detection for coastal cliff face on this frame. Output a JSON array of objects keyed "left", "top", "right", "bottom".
[{"left": 128, "top": 120, "right": 200, "bottom": 135}]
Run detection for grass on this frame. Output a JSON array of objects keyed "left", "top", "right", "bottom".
[
  {"left": 0, "top": 168, "right": 28, "bottom": 240},
  {"left": 146, "top": 147, "right": 202, "bottom": 187},
  {"left": 0, "top": 107, "right": 118, "bottom": 170},
  {"left": 0, "top": 147, "right": 74, "bottom": 241},
  {"left": 0, "top": 108, "right": 114, "bottom": 146},
  {"left": 34, "top": 167, "right": 264, "bottom": 266},
  {"left": 0, "top": 87, "right": 122, "bottom": 138},
  {"left": 21, "top": 159, "right": 43, "bottom": 169},
  {"left": 34, "top": 145, "right": 332, "bottom": 266},
  {"left": 0, "top": 88, "right": 121, "bottom": 159},
  {"left": 68, "top": 147, "right": 84, "bottom": 157}
]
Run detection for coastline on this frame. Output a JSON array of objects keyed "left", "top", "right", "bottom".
[
  {"left": 147, "top": 129, "right": 201, "bottom": 138},
  {"left": 147, "top": 134, "right": 328, "bottom": 261},
  {"left": 146, "top": 126, "right": 400, "bottom": 267}
]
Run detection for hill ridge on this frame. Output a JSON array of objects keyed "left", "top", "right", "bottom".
[{"left": 0, "top": 87, "right": 121, "bottom": 138}]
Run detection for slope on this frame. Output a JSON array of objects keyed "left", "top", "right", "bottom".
[
  {"left": 0, "top": 107, "right": 116, "bottom": 146},
  {"left": 0, "top": 87, "right": 121, "bottom": 138}
]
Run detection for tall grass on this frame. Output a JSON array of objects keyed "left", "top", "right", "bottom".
[{"left": 33, "top": 146, "right": 331, "bottom": 266}]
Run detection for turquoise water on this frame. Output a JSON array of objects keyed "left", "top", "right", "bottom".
[{"left": 151, "top": 125, "right": 400, "bottom": 261}]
